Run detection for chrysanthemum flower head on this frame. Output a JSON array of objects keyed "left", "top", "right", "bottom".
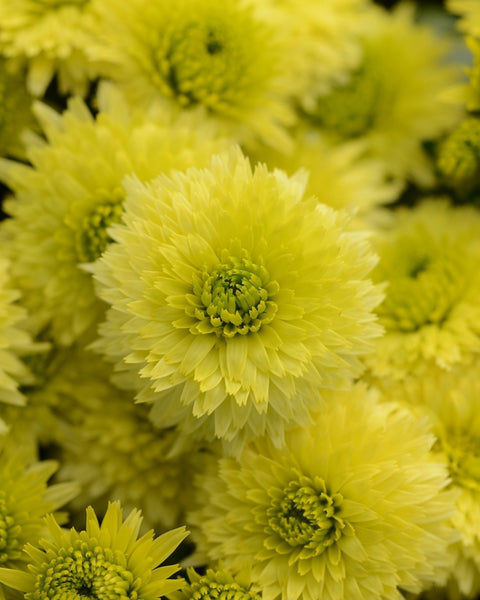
[
  {"left": 0, "top": 501, "right": 188, "bottom": 600},
  {"left": 0, "top": 0, "right": 103, "bottom": 96},
  {"left": 93, "top": 146, "right": 383, "bottom": 453},
  {"left": 0, "top": 83, "right": 231, "bottom": 346},
  {"left": 448, "top": 0, "right": 480, "bottom": 38},
  {"left": 364, "top": 199, "right": 480, "bottom": 382},
  {"left": 91, "top": 0, "right": 295, "bottom": 150},
  {"left": 304, "top": 3, "right": 462, "bottom": 185},
  {"left": 437, "top": 116, "right": 480, "bottom": 193},
  {"left": 0, "top": 437, "right": 78, "bottom": 589},
  {"left": 171, "top": 567, "right": 261, "bottom": 600},
  {"left": 388, "top": 363, "right": 480, "bottom": 599},
  {"left": 188, "top": 384, "right": 457, "bottom": 600}
]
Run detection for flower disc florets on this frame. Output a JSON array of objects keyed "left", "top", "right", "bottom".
[
  {"left": 190, "top": 249, "right": 278, "bottom": 338},
  {"left": 172, "top": 568, "right": 261, "bottom": 600},
  {"left": 437, "top": 117, "right": 480, "bottom": 192}
]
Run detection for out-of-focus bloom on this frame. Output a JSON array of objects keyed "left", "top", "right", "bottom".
[
  {"left": 90, "top": 0, "right": 295, "bottom": 150},
  {"left": 0, "top": 83, "right": 231, "bottom": 346},
  {"left": 188, "top": 385, "right": 457, "bottom": 600},
  {"left": 249, "top": 128, "right": 401, "bottom": 220},
  {"left": 437, "top": 116, "right": 480, "bottom": 193},
  {"left": 0, "top": 501, "right": 188, "bottom": 600},
  {"left": 365, "top": 199, "right": 480, "bottom": 382},
  {"left": 0, "top": 257, "right": 39, "bottom": 410},
  {"left": 0, "top": 439, "right": 77, "bottom": 596},
  {"left": 304, "top": 4, "right": 462, "bottom": 186},
  {"left": 0, "top": 0, "right": 103, "bottom": 96},
  {"left": 55, "top": 351, "right": 211, "bottom": 533},
  {"left": 171, "top": 567, "right": 261, "bottom": 600},
  {"left": 448, "top": 0, "right": 480, "bottom": 37},
  {"left": 93, "top": 147, "right": 383, "bottom": 453},
  {"left": 389, "top": 363, "right": 480, "bottom": 599},
  {"left": 0, "top": 58, "right": 37, "bottom": 159}
]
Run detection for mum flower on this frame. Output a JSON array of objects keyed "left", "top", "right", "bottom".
[
  {"left": 93, "top": 147, "right": 383, "bottom": 453},
  {"left": 171, "top": 567, "right": 261, "bottom": 600},
  {"left": 91, "top": 0, "right": 294, "bottom": 150},
  {"left": 188, "top": 385, "right": 457, "bottom": 600},
  {"left": 0, "top": 0, "right": 102, "bottom": 96},
  {"left": 0, "top": 439, "right": 78, "bottom": 593},
  {"left": 0, "top": 83, "right": 230, "bottom": 346},
  {"left": 0, "top": 501, "right": 188, "bottom": 600},
  {"left": 388, "top": 363, "right": 480, "bottom": 599},
  {"left": 448, "top": 0, "right": 480, "bottom": 37},
  {"left": 303, "top": 3, "right": 462, "bottom": 185},
  {"left": 365, "top": 199, "right": 480, "bottom": 383}
]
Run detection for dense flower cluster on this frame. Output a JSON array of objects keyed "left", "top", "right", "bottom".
[{"left": 0, "top": 1, "right": 477, "bottom": 600}]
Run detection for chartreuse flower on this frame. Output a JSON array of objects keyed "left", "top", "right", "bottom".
[
  {"left": 93, "top": 147, "right": 383, "bottom": 453},
  {"left": 0, "top": 82, "right": 230, "bottom": 346},
  {"left": 0, "top": 501, "right": 188, "bottom": 600},
  {"left": 437, "top": 117, "right": 480, "bottom": 193},
  {"left": 188, "top": 384, "right": 457, "bottom": 600},
  {"left": 90, "top": 0, "right": 294, "bottom": 150},
  {"left": 389, "top": 362, "right": 480, "bottom": 599},
  {"left": 0, "top": 58, "right": 37, "bottom": 159},
  {"left": 0, "top": 438, "right": 78, "bottom": 597},
  {"left": 365, "top": 199, "right": 480, "bottom": 383},
  {"left": 249, "top": 127, "right": 401, "bottom": 220},
  {"left": 54, "top": 349, "right": 210, "bottom": 533},
  {"left": 448, "top": 0, "right": 480, "bottom": 37},
  {"left": 170, "top": 567, "right": 261, "bottom": 600},
  {"left": 305, "top": 3, "right": 462, "bottom": 185},
  {"left": 0, "top": 0, "right": 102, "bottom": 96},
  {"left": 0, "top": 257, "right": 41, "bottom": 410}
]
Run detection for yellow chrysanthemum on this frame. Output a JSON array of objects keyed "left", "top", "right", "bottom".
[
  {"left": 0, "top": 438, "right": 78, "bottom": 597},
  {"left": 388, "top": 363, "right": 480, "bottom": 599},
  {"left": 448, "top": 0, "right": 480, "bottom": 37},
  {"left": 365, "top": 199, "right": 480, "bottom": 383},
  {"left": 304, "top": 3, "right": 462, "bottom": 185},
  {"left": 171, "top": 567, "right": 261, "bottom": 600},
  {"left": 0, "top": 257, "right": 40, "bottom": 410},
  {"left": 0, "top": 501, "right": 188, "bottom": 600},
  {"left": 0, "top": 0, "right": 102, "bottom": 96},
  {"left": 188, "top": 385, "right": 457, "bottom": 600},
  {"left": 93, "top": 147, "right": 383, "bottom": 454},
  {"left": 249, "top": 127, "right": 401, "bottom": 220},
  {"left": 0, "top": 58, "right": 37, "bottom": 160},
  {"left": 55, "top": 354, "right": 212, "bottom": 533},
  {"left": 0, "top": 83, "right": 231, "bottom": 346},
  {"left": 90, "top": 0, "right": 294, "bottom": 150}
]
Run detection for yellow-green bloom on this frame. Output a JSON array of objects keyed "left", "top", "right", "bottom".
[
  {"left": 171, "top": 567, "right": 261, "bottom": 600},
  {"left": 0, "top": 0, "right": 102, "bottom": 96},
  {"left": 0, "top": 501, "right": 188, "bottom": 600},
  {"left": 0, "top": 83, "right": 231, "bottom": 346},
  {"left": 305, "top": 4, "right": 462, "bottom": 185},
  {"left": 448, "top": 0, "right": 480, "bottom": 37},
  {"left": 188, "top": 385, "right": 457, "bottom": 600},
  {"left": 365, "top": 199, "right": 480, "bottom": 382},
  {"left": 437, "top": 116, "right": 480, "bottom": 193},
  {"left": 389, "top": 363, "right": 480, "bottom": 599},
  {"left": 91, "top": 0, "right": 294, "bottom": 150},
  {"left": 0, "top": 257, "right": 40, "bottom": 409},
  {"left": 93, "top": 147, "right": 383, "bottom": 453},
  {"left": 0, "top": 439, "right": 77, "bottom": 595}
]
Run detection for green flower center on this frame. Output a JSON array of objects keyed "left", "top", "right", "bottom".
[
  {"left": 308, "top": 57, "right": 380, "bottom": 138},
  {"left": 30, "top": 0, "right": 88, "bottom": 8},
  {"left": 189, "top": 250, "right": 279, "bottom": 338},
  {"left": 0, "top": 492, "right": 21, "bottom": 565},
  {"left": 27, "top": 539, "right": 140, "bottom": 600},
  {"left": 151, "top": 3, "right": 274, "bottom": 114},
  {"left": 267, "top": 477, "right": 350, "bottom": 559},
  {"left": 75, "top": 191, "right": 124, "bottom": 264},
  {"left": 375, "top": 230, "right": 465, "bottom": 333},
  {"left": 189, "top": 577, "right": 261, "bottom": 600},
  {"left": 437, "top": 117, "right": 480, "bottom": 191}
]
